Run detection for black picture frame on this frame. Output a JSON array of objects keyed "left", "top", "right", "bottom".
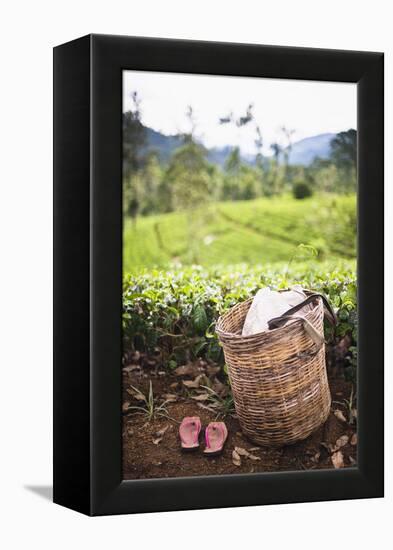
[{"left": 53, "top": 34, "right": 384, "bottom": 516}]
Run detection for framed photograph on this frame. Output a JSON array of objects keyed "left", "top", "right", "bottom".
[{"left": 53, "top": 34, "right": 384, "bottom": 516}]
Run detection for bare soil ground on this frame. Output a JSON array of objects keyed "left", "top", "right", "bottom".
[{"left": 122, "top": 355, "right": 357, "bottom": 480}]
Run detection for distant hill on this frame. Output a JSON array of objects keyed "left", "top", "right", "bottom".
[
  {"left": 142, "top": 125, "right": 336, "bottom": 167},
  {"left": 286, "top": 133, "right": 335, "bottom": 165},
  {"left": 207, "top": 145, "right": 236, "bottom": 167},
  {"left": 143, "top": 127, "right": 183, "bottom": 163}
]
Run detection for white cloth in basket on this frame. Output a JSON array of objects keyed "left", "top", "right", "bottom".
[{"left": 242, "top": 286, "right": 308, "bottom": 336}]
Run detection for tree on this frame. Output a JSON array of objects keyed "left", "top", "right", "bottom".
[
  {"left": 123, "top": 91, "right": 146, "bottom": 223},
  {"left": 236, "top": 103, "right": 254, "bottom": 127},
  {"left": 219, "top": 105, "right": 265, "bottom": 198},
  {"left": 165, "top": 105, "right": 211, "bottom": 211},
  {"left": 269, "top": 142, "right": 283, "bottom": 195},
  {"left": 123, "top": 92, "right": 145, "bottom": 175},
  {"left": 330, "top": 129, "right": 357, "bottom": 193},
  {"left": 166, "top": 141, "right": 210, "bottom": 211},
  {"left": 270, "top": 142, "right": 282, "bottom": 163},
  {"left": 254, "top": 125, "right": 263, "bottom": 167},
  {"left": 225, "top": 146, "right": 241, "bottom": 175},
  {"left": 280, "top": 126, "right": 296, "bottom": 180},
  {"left": 219, "top": 104, "right": 254, "bottom": 128},
  {"left": 139, "top": 153, "right": 163, "bottom": 215},
  {"left": 330, "top": 129, "right": 357, "bottom": 171},
  {"left": 163, "top": 106, "right": 212, "bottom": 262}
]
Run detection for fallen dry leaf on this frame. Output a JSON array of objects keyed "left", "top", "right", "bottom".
[
  {"left": 349, "top": 456, "right": 357, "bottom": 465},
  {"left": 235, "top": 446, "right": 250, "bottom": 457},
  {"left": 206, "top": 365, "right": 220, "bottom": 377},
  {"left": 352, "top": 408, "right": 357, "bottom": 420},
  {"left": 331, "top": 450, "right": 345, "bottom": 469},
  {"left": 335, "top": 435, "right": 349, "bottom": 449},
  {"left": 155, "top": 425, "right": 169, "bottom": 438},
  {"left": 212, "top": 377, "right": 229, "bottom": 397},
  {"left": 127, "top": 388, "right": 145, "bottom": 399},
  {"left": 232, "top": 450, "right": 241, "bottom": 466},
  {"left": 133, "top": 393, "right": 145, "bottom": 402},
  {"left": 334, "top": 334, "right": 352, "bottom": 360},
  {"left": 152, "top": 437, "right": 162, "bottom": 445},
  {"left": 122, "top": 364, "right": 140, "bottom": 373},
  {"left": 122, "top": 401, "right": 131, "bottom": 413},
  {"left": 182, "top": 375, "right": 203, "bottom": 389},
  {"left": 311, "top": 451, "right": 321, "bottom": 463},
  {"left": 128, "top": 387, "right": 145, "bottom": 401},
  {"left": 169, "top": 381, "right": 179, "bottom": 389},
  {"left": 196, "top": 402, "right": 217, "bottom": 412},
  {"left": 334, "top": 409, "right": 347, "bottom": 423},
  {"left": 162, "top": 393, "right": 177, "bottom": 403},
  {"left": 350, "top": 433, "right": 357, "bottom": 446},
  {"left": 174, "top": 364, "right": 201, "bottom": 377},
  {"left": 190, "top": 393, "right": 210, "bottom": 401},
  {"left": 248, "top": 447, "right": 260, "bottom": 452},
  {"left": 234, "top": 446, "right": 260, "bottom": 460}
]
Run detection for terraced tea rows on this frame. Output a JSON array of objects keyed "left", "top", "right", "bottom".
[{"left": 123, "top": 194, "right": 356, "bottom": 273}]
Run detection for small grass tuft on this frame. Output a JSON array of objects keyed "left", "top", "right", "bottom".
[{"left": 127, "top": 381, "right": 170, "bottom": 421}]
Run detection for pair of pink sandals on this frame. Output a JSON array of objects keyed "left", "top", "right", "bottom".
[{"left": 179, "top": 416, "right": 228, "bottom": 455}]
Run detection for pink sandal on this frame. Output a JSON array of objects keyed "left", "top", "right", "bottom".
[
  {"left": 204, "top": 422, "right": 228, "bottom": 455},
  {"left": 179, "top": 416, "right": 201, "bottom": 451}
]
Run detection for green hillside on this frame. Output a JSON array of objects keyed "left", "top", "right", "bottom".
[{"left": 123, "top": 194, "right": 356, "bottom": 274}]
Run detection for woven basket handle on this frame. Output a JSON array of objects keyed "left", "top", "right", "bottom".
[{"left": 268, "top": 292, "right": 337, "bottom": 348}]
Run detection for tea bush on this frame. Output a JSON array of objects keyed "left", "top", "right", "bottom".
[
  {"left": 293, "top": 181, "right": 313, "bottom": 199},
  {"left": 123, "top": 261, "right": 357, "bottom": 376}
]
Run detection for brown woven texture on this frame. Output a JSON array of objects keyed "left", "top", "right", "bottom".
[{"left": 216, "top": 294, "right": 331, "bottom": 447}]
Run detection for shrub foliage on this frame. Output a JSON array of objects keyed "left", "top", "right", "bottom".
[
  {"left": 293, "top": 181, "right": 313, "bottom": 199},
  {"left": 123, "top": 261, "right": 357, "bottom": 377}
]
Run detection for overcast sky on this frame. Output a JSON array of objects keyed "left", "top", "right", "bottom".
[{"left": 123, "top": 70, "right": 356, "bottom": 156}]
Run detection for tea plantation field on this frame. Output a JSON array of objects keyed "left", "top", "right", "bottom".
[{"left": 123, "top": 194, "right": 356, "bottom": 273}]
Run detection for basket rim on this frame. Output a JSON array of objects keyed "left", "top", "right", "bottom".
[{"left": 216, "top": 291, "right": 322, "bottom": 342}]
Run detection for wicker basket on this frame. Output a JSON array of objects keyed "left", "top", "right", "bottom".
[{"left": 216, "top": 291, "right": 334, "bottom": 447}]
